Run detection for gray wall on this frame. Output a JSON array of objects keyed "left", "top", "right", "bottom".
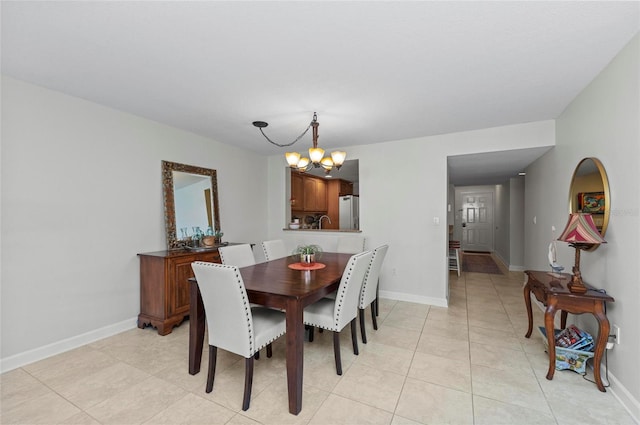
[{"left": 524, "top": 34, "right": 639, "bottom": 417}]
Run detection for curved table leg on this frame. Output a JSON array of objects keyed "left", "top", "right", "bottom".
[
  {"left": 592, "top": 303, "right": 610, "bottom": 392},
  {"left": 544, "top": 300, "right": 559, "bottom": 381},
  {"left": 524, "top": 282, "right": 534, "bottom": 338}
]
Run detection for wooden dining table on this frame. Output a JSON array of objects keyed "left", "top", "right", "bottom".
[{"left": 188, "top": 252, "right": 353, "bottom": 415}]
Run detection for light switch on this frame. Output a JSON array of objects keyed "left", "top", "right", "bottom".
[{"left": 433, "top": 217, "right": 440, "bottom": 225}]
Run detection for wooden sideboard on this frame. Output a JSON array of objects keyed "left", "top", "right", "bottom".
[{"left": 138, "top": 248, "right": 221, "bottom": 335}]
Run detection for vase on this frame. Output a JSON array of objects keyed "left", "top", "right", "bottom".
[{"left": 300, "top": 253, "right": 315, "bottom": 265}]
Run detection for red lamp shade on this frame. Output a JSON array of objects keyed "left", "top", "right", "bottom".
[
  {"left": 557, "top": 213, "right": 606, "bottom": 294},
  {"left": 557, "top": 213, "right": 606, "bottom": 245}
]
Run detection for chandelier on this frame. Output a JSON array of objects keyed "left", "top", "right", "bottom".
[{"left": 252, "top": 112, "right": 346, "bottom": 173}]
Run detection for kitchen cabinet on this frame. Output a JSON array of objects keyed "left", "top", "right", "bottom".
[
  {"left": 303, "top": 175, "right": 327, "bottom": 212},
  {"left": 339, "top": 179, "right": 354, "bottom": 196},
  {"left": 138, "top": 248, "right": 221, "bottom": 335},
  {"left": 325, "top": 179, "right": 340, "bottom": 229},
  {"left": 291, "top": 172, "right": 304, "bottom": 210}
]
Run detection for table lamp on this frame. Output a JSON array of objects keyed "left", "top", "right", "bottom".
[{"left": 557, "top": 213, "right": 606, "bottom": 294}]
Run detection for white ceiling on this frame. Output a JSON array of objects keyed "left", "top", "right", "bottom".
[{"left": 2, "top": 1, "right": 638, "bottom": 184}]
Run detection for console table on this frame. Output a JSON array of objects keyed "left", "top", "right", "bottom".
[{"left": 523, "top": 270, "right": 614, "bottom": 391}]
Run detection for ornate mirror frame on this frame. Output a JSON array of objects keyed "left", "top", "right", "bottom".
[
  {"left": 162, "top": 160, "right": 221, "bottom": 250},
  {"left": 568, "top": 157, "right": 610, "bottom": 250}
]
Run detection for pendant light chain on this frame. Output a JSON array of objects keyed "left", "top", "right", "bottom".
[{"left": 258, "top": 113, "right": 317, "bottom": 148}]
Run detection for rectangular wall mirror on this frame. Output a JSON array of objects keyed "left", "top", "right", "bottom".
[{"left": 162, "top": 160, "right": 221, "bottom": 249}]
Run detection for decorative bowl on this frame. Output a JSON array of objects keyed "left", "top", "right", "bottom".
[
  {"left": 201, "top": 236, "right": 216, "bottom": 247},
  {"left": 289, "top": 223, "right": 300, "bottom": 229}
]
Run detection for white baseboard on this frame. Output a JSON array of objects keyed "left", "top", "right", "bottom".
[
  {"left": 601, "top": 361, "right": 640, "bottom": 423},
  {"left": 379, "top": 290, "right": 448, "bottom": 308},
  {"left": 0, "top": 317, "right": 137, "bottom": 373},
  {"left": 491, "top": 252, "right": 524, "bottom": 272}
]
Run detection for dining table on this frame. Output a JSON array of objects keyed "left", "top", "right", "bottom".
[{"left": 188, "top": 251, "right": 353, "bottom": 415}]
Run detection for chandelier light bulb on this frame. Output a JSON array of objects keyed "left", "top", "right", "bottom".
[
  {"left": 320, "top": 157, "right": 334, "bottom": 172},
  {"left": 297, "top": 157, "right": 310, "bottom": 169},
  {"left": 309, "top": 147, "right": 325, "bottom": 164},
  {"left": 285, "top": 152, "right": 301, "bottom": 167},
  {"left": 331, "top": 151, "right": 346, "bottom": 168}
]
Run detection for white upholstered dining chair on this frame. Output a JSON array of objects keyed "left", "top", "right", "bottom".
[
  {"left": 261, "top": 239, "right": 288, "bottom": 261},
  {"left": 303, "top": 250, "right": 373, "bottom": 375},
  {"left": 358, "top": 244, "right": 389, "bottom": 343},
  {"left": 191, "top": 262, "right": 286, "bottom": 411},
  {"left": 336, "top": 236, "right": 365, "bottom": 254},
  {"left": 218, "top": 244, "right": 256, "bottom": 268}
]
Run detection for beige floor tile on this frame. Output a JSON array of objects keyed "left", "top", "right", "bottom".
[
  {"left": 381, "top": 310, "right": 427, "bottom": 332},
  {"left": 408, "top": 351, "right": 471, "bottom": 393},
  {"left": 395, "top": 378, "right": 473, "bottom": 424},
  {"left": 466, "top": 301, "right": 507, "bottom": 315},
  {"left": 333, "top": 362, "right": 406, "bottom": 412},
  {"left": 422, "top": 317, "right": 469, "bottom": 341},
  {"left": 142, "top": 393, "right": 236, "bottom": 424},
  {"left": 309, "top": 393, "right": 394, "bottom": 425},
  {"left": 243, "top": 380, "right": 329, "bottom": 425},
  {"left": 22, "top": 346, "right": 118, "bottom": 388},
  {"left": 390, "top": 301, "right": 430, "bottom": 318},
  {"left": 197, "top": 359, "right": 279, "bottom": 412},
  {"left": 546, "top": 388, "right": 637, "bottom": 425},
  {"left": 416, "top": 333, "right": 470, "bottom": 362},
  {"left": 225, "top": 413, "right": 263, "bottom": 425},
  {"left": 354, "top": 341, "right": 415, "bottom": 375},
  {"left": 0, "top": 390, "right": 81, "bottom": 424},
  {"left": 467, "top": 309, "right": 511, "bottom": 330},
  {"left": 54, "top": 361, "right": 151, "bottom": 410},
  {"left": 0, "top": 368, "right": 51, "bottom": 412},
  {"left": 390, "top": 415, "right": 423, "bottom": 425},
  {"left": 85, "top": 375, "right": 187, "bottom": 424},
  {"left": 96, "top": 338, "right": 187, "bottom": 375},
  {"left": 57, "top": 411, "right": 104, "bottom": 424},
  {"left": 468, "top": 326, "right": 522, "bottom": 351},
  {"left": 471, "top": 364, "right": 551, "bottom": 415},
  {"left": 472, "top": 394, "right": 556, "bottom": 425},
  {"left": 426, "top": 306, "right": 468, "bottom": 324},
  {"left": 301, "top": 352, "right": 349, "bottom": 392},
  {"left": 470, "top": 342, "right": 531, "bottom": 371},
  {"left": 367, "top": 323, "right": 421, "bottom": 350}
]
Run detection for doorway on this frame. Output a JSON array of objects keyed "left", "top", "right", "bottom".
[{"left": 456, "top": 189, "right": 495, "bottom": 252}]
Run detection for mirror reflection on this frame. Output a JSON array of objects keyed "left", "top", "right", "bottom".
[
  {"left": 568, "top": 157, "right": 610, "bottom": 242},
  {"left": 162, "top": 161, "right": 221, "bottom": 249}
]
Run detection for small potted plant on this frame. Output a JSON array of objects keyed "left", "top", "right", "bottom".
[
  {"left": 214, "top": 229, "right": 224, "bottom": 244},
  {"left": 294, "top": 244, "right": 322, "bottom": 265}
]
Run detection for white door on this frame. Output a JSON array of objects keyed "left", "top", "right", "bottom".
[{"left": 460, "top": 191, "right": 494, "bottom": 252}]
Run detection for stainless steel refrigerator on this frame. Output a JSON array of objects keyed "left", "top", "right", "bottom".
[{"left": 339, "top": 195, "right": 359, "bottom": 230}]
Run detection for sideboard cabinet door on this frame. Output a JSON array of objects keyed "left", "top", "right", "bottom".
[{"left": 138, "top": 249, "right": 221, "bottom": 335}]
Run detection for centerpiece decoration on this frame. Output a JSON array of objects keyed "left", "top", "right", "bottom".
[{"left": 294, "top": 244, "right": 322, "bottom": 265}]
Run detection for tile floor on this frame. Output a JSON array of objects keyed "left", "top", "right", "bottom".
[{"left": 1, "top": 268, "right": 635, "bottom": 424}]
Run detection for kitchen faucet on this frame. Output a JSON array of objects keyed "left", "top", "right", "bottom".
[{"left": 319, "top": 215, "right": 332, "bottom": 229}]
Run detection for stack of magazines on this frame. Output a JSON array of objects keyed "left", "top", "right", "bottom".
[{"left": 554, "top": 325, "right": 594, "bottom": 352}]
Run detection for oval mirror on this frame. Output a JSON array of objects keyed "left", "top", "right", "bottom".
[
  {"left": 162, "top": 161, "right": 221, "bottom": 249},
  {"left": 568, "top": 157, "right": 610, "bottom": 250}
]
